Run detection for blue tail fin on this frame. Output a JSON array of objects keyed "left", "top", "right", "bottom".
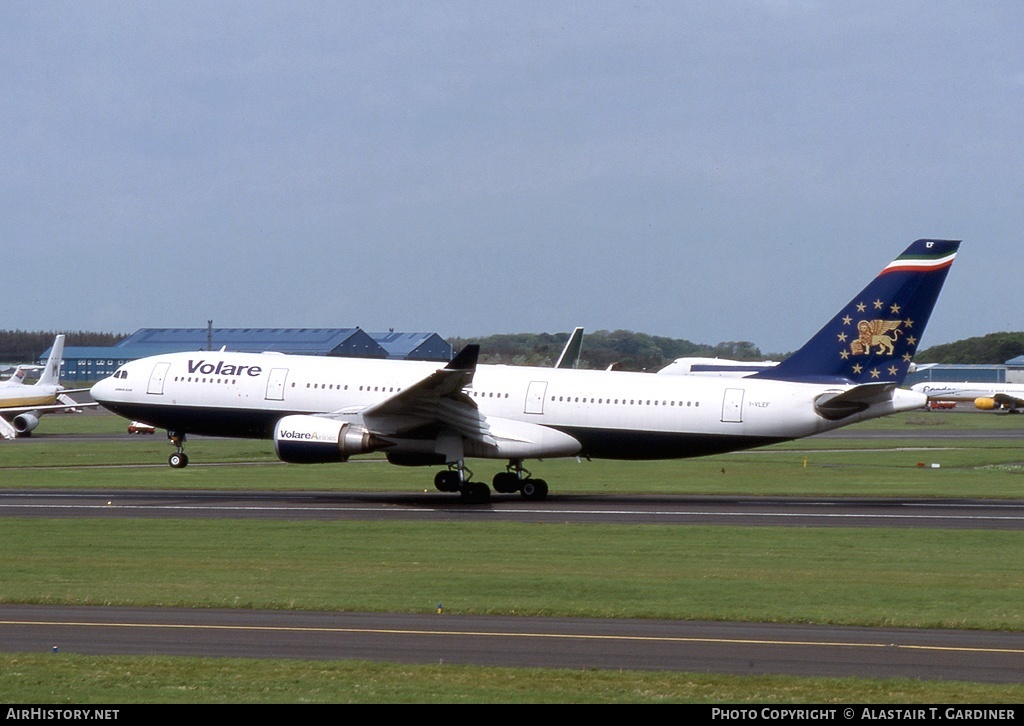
[{"left": 751, "top": 239, "right": 960, "bottom": 385}]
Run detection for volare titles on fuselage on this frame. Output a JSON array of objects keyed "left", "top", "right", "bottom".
[{"left": 187, "top": 359, "right": 263, "bottom": 377}]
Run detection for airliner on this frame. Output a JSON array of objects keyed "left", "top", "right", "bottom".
[
  {"left": 91, "top": 239, "right": 960, "bottom": 501},
  {"left": 0, "top": 335, "right": 96, "bottom": 439},
  {"left": 657, "top": 357, "right": 778, "bottom": 377},
  {"left": 910, "top": 381, "right": 1024, "bottom": 412},
  {"left": 554, "top": 327, "right": 584, "bottom": 369}
]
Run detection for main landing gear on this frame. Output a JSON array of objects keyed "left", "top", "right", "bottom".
[
  {"left": 493, "top": 460, "right": 549, "bottom": 501},
  {"left": 433, "top": 462, "right": 491, "bottom": 503},
  {"left": 167, "top": 431, "right": 189, "bottom": 468},
  {"left": 433, "top": 459, "right": 549, "bottom": 502}
]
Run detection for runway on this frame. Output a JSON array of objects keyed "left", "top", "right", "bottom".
[
  {"left": 2, "top": 487, "right": 1024, "bottom": 682},
  {"left": 4, "top": 417, "right": 1024, "bottom": 685},
  {"left": 2, "top": 488, "right": 1024, "bottom": 529},
  {"left": 3, "top": 604, "right": 1023, "bottom": 683}
]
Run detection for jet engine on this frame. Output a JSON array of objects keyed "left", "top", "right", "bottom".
[
  {"left": 975, "top": 397, "right": 998, "bottom": 411},
  {"left": 273, "top": 415, "right": 380, "bottom": 463},
  {"left": 12, "top": 413, "right": 40, "bottom": 435}
]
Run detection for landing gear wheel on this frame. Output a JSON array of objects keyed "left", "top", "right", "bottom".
[
  {"left": 460, "top": 482, "right": 492, "bottom": 503},
  {"left": 492, "top": 472, "right": 519, "bottom": 493},
  {"left": 167, "top": 431, "right": 189, "bottom": 468},
  {"left": 520, "top": 478, "right": 548, "bottom": 501},
  {"left": 434, "top": 470, "right": 461, "bottom": 492}
]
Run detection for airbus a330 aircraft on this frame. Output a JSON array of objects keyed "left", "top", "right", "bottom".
[
  {"left": 0, "top": 335, "right": 96, "bottom": 439},
  {"left": 91, "top": 239, "right": 960, "bottom": 501},
  {"left": 911, "top": 381, "right": 1024, "bottom": 412}
]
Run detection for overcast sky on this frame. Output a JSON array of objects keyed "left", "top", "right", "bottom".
[{"left": 2, "top": 2, "right": 1021, "bottom": 354}]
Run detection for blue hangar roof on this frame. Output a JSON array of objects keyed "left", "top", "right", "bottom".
[
  {"left": 116, "top": 328, "right": 388, "bottom": 358},
  {"left": 53, "top": 328, "right": 453, "bottom": 361},
  {"left": 368, "top": 332, "right": 453, "bottom": 361}
]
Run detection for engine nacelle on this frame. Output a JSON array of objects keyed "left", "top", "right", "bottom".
[
  {"left": 274, "top": 415, "right": 379, "bottom": 463},
  {"left": 975, "top": 397, "right": 998, "bottom": 411},
  {"left": 13, "top": 413, "right": 40, "bottom": 434}
]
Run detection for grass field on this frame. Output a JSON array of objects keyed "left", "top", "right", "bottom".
[{"left": 1, "top": 409, "right": 1023, "bottom": 702}]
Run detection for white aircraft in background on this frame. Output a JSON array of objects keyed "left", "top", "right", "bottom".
[
  {"left": 554, "top": 327, "right": 584, "bottom": 369},
  {"left": 0, "top": 335, "right": 97, "bottom": 439},
  {"left": 657, "top": 357, "right": 779, "bottom": 377},
  {"left": 91, "top": 239, "right": 960, "bottom": 501},
  {"left": 910, "top": 381, "right": 1024, "bottom": 413}
]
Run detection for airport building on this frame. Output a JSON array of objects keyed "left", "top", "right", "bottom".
[
  {"left": 1006, "top": 356, "right": 1024, "bottom": 384},
  {"left": 47, "top": 328, "right": 454, "bottom": 381},
  {"left": 904, "top": 363, "right": 1008, "bottom": 386}
]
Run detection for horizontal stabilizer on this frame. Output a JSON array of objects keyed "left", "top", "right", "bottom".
[{"left": 814, "top": 383, "right": 895, "bottom": 420}]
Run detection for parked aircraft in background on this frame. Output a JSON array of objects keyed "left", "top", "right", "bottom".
[
  {"left": 911, "top": 382, "right": 1024, "bottom": 413},
  {"left": 90, "top": 239, "right": 960, "bottom": 501},
  {"left": 657, "top": 358, "right": 778, "bottom": 377},
  {"left": 554, "top": 327, "right": 584, "bottom": 369},
  {"left": 2, "top": 365, "right": 42, "bottom": 380},
  {"left": 0, "top": 335, "right": 97, "bottom": 439}
]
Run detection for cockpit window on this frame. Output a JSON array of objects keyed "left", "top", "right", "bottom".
[{"left": 114, "top": 369, "right": 128, "bottom": 379}]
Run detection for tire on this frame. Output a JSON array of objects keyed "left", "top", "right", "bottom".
[
  {"left": 492, "top": 472, "right": 519, "bottom": 493},
  {"left": 520, "top": 478, "right": 548, "bottom": 500},
  {"left": 169, "top": 452, "right": 189, "bottom": 469},
  {"left": 434, "top": 470, "right": 460, "bottom": 492},
  {"left": 461, "top": 482, "right": 491, "bottom": 503}
]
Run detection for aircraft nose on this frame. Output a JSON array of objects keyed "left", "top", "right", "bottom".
[{"left": 89, "top": 377, "right": 113, "bottom": 403}]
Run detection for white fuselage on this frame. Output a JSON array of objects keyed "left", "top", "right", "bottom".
[
  {"left": 0, "top": 380, "right": 63, "bottom": 409},
  {"left": 912, "top": 382, "right": 1024, "bottom": 401},
  {"left": 92, "top": 350, "right": 926, "bottom": 461}
]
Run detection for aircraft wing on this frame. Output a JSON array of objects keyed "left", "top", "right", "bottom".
[
  {"left": 356, "top": 345, "right": 495, "bottom": 444},
  {"left": 992, "top": 393, "right": 1024, "bottom": 409},
  {"left": 1, "top": 402, "right": 99, "bottom": 416}
]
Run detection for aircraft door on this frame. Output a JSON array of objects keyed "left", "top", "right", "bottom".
[
  {"left": 721, "top": 388, "right": 744, "bottom": 423},
  {"left": 524, "top": 381, "right": 548, "bottom": 415},
  {"left": 265, "top": 368, "right": 289, "bottom": 401},
  {"left": 147, "top": 362, "right": 171, "bottom": 395}
]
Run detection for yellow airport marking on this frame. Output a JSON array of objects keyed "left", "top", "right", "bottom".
[{"left": 2, "top": 619, "right": 1023, "bottom": 655}]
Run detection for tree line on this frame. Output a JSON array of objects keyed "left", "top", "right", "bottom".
[
  {"left": 448, "top": 330, "right": 777, "bottom": 372},
  {"left": 2, "top": 328, "right": 1021, "bottom": 369},
  {"left": 450, "top": 329, "right": 1024, "bottom": 370},
  {"left": 0, "top": 330, "right": 126, "bottom": 362},
  {"left": 913, "top": 332, "right": 1024, "bottom": 365}
]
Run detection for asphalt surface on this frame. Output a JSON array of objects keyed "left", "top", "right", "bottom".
[
  {"left": 3, "top": 604, "right": 1023, "bottom": 683},
  {"left": 3, "top": 414, "right": 1024, "bottom": 683},
  {"left": 3, "top": 488, "right": 1024, "bottom": 529}
]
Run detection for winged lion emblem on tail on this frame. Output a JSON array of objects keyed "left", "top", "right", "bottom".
[{"left": 851, "top": 319, "right": 903, "bottom": 356}]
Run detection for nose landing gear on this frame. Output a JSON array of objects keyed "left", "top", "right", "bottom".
[{"left": 167, "top": 432, "right": 189, "bottom": 468}]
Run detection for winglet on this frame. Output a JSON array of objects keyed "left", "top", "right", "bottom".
[
  {"left": 447, "top": 344, "right": 479, "bottom": 371},
  {"left": 752, "top": 239, "right": 960, "bottom": 385}
]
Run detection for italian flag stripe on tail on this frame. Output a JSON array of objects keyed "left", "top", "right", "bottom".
[{"left": 879, "top": 246, "right": 958, "bottom": 275}]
